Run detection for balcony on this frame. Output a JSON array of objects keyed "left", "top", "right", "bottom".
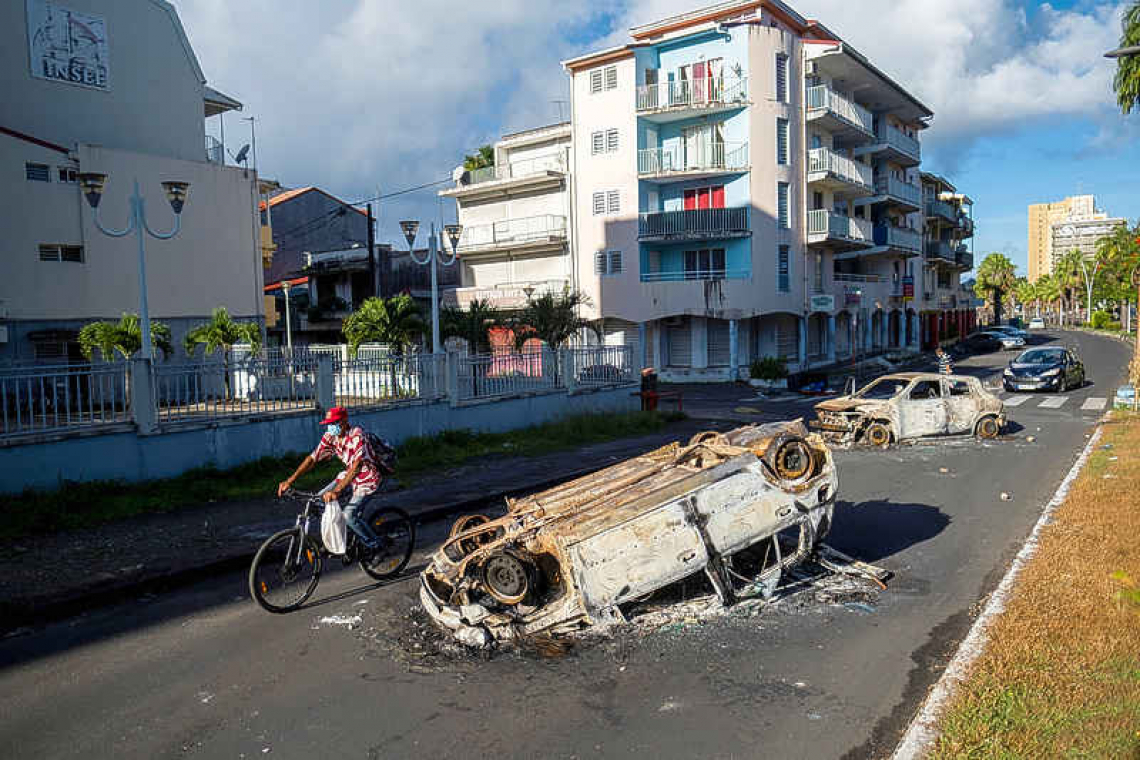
[
  {"left": 807, "top": 210, "right": 874, "bottom": 250},
  {"left": 805, "top": 85, "right": 874, "bottom": 140},
  {"left": 956, "top": 247, "right": 974, "bottom": 270},
  {"left": 875, "top": 225, "right": 922, "bottom": 254},
  {"left": 925, "top": 198, "right": 957, "bottom": 223},
  {"left": 855, "top": 123, "right": 921, "bottom": 166},
  {"left": 925, "top": 240, "right": 957, "bottom": 263},
  {"left": 958, "top": 214, "right": 975, "bottom": 238},
  {"left": 638, "top": 207, "right": 750, "bottom": 243},
  {"left": 457, "top": 214, "right": 567, "bottom": 255},
  {"left": 640, "top": 268, "right": 749, "bottom": 283},
  {"left": 807, "top": 148, "right": 873, "bottom": 197},
  {"left": 444, "top": 279, "right": 568, "bottom": 310},
  {"left": 635, "top": 77, "right": 749, "bottom": 123},
  {"left": 441, "top": 153, "right": 567, "bottom": 200},
  {"left": 857, "top": 175, "right": 922, "bottom": 212},
  {"left": 638, "top": 142, "right": 748, "bottom": 182}
]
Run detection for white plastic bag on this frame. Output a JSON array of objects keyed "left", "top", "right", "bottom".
[{"left": 321, "top": 498, "right": 347, "bottom": 555}]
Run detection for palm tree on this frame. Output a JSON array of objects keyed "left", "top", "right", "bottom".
[
  {"left": 78, "top": 313, "right": 173, "bottom": 362},
  {"left": 441, "top": 299, "right": 501, "bottom": 354},
  {"left": 510, "top": 290, "right": 602, "bottom": 351},
  {"left": 343, "top": 295, "right": 425, "bottom": 397},
  {"left": 184, "top": 307, "right": 263, "bottom": 398},
  {"left": 1037, "top": 274, "right": 1063, "bottom": 325},
  {"left": 1111, "top": 1, "right": 1140, "bottom": 115},
  {"left": 463, "top": 145, "right": 495, "bottom": 171},
  {"left": 1054, "top": 249, "right": 1085, "bottom": 325},
  {"left": 974, "top": 253, "right": 1017, "bottom": 325}
]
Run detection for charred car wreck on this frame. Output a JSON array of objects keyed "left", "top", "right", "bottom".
[
  {"left": 812, "top": 372, "right": 1006, "bottom": 447},
  {"left": 420, "top": 422, "right": 838, "bottom": 645}
]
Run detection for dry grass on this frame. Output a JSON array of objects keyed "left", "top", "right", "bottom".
[{"left": 932, "top": 412, "right": 1140, "bottom": 759}]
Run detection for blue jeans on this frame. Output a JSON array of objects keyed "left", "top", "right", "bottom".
[{"left": 319, "top": 483, "right": 379, "bottom": 548}]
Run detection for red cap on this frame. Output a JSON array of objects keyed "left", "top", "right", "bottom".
[{"left": 319, "top": 406, "right": 348, "bottom": 426}]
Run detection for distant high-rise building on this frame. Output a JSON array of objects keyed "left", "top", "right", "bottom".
[{"left": 1027, "top": 195, "right": 1096, "bottom": 282}]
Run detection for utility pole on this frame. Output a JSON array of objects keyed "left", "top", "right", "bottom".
[{"left": 367, "top": 202, "right": 377, "bottom": 299}]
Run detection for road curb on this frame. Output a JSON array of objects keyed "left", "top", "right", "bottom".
[{"left": 889, "top": 415, "right": 1107, "bottom": 759}]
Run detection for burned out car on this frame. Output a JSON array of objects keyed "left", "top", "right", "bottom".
[
  {"left": 811, "top": 372, "right": 1005, "bottom": 447},
  {"left": 420, "top": 422, "right": 837, "bottom": 645}
]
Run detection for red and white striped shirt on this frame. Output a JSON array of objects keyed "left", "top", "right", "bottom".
[{"left": 311, "top": 426, "right": 382, "bottom": 495}]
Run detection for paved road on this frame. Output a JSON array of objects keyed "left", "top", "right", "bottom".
[{"left": 0, "top": 330, "right": 1130, "bottom": 760}]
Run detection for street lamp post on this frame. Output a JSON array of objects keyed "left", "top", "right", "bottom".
[
  {"left": 78, "top": 173, "right": 190, "bottom": 361},
  {"left": 398, "top": 220, "right": 462, "bottom": 354}
]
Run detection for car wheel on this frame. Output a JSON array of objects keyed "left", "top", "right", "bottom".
[
  {"left": 864, "top": 422, "right": 891, "bottom": 449},
  {"left": 976, "top": 416, "right": 1001, "bottom": 440}
]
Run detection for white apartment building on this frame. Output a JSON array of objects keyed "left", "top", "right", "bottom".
[
  {"left": 439, "top": 123, "right": 574, "bottom": 319},
  {"left": 557, "top": 0, "right": 936, "bottom": 380},
  {"left": 1051, "top": 215, "right": 1126, "bottom": 265},
  {"left": 920, "top": 172, "right": 976, "bottom": 348},
  {"left": 0, "top": 0, "right": 263, "bottom": 364}
]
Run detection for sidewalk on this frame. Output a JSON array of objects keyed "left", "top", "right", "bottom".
[{"left": 0, "top": 417, "right": 734, "bottom": 632}]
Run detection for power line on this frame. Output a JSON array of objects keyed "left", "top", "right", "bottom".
[{"left": 348, "top": 177, "right": 452, "bottom": 206}]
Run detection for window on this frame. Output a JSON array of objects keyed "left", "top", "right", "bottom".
[
  {"left": 33, "top": 341, "right": 68, "bottom": 363},
  {"left": 590, "top": 69, "right": 603, "bottom": 94},
  {"left": 948, "top": 380, "right": 970, "bottom": 397},
  {"left": 591, "top": 131, "right": 605, "bottom": 155},
  {"left": 57, "top": 167, "right": 78, "bottom": 184},
  {"left": 777, "top": 245, "right": 790, "bottom": 292},
  {"left": 596, "top": 250, "right": 622, "bottom": 275},
  {"left": 606, "top": 128, "right": 619, "bottom": 153},
  {"left": 684, "top": 185, "right": 725, "bottom": 210},
  {"left": 590, "top": 65, "right": 617, "bottom": 93},
  {"left": 777, "top": 118, "right": 789, "bottom": 165},
  {"left": 813, "top": 253, "right": 824, "bottom": 293},
  {"left": 777, "top": 182, "right": 790, "bottom": 228},
  {"left": 604, "top": 65, "right": 618, "bottom": 91},
  {"left": 607, "top": 189, "right": 620, "bottom": 214},
  {"left": 910, "top": 380, "right": 942, "bottom": 400},
  {"left": 26, "top": 163, "right": 50, "bottom": 182},
  {"left": 775, "top": 54, "right": 788, "bottom": 103},
  {"left": 38, "top": 244, "right": 84, "bottom": 263},
  {"left": 592, "top": 191, "right": 606, "bottom": 215},
  {"left": 683, "top": 248, "right": 726, "bottom": 279}
]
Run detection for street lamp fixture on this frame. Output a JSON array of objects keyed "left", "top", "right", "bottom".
[
  {"left": 80, "top": 174, "right": 191, "bottom": 361},
  {"left": 399, "top": 220, "right": 420, "bottom": 249},
  {"left": 1105, "top": 44, "right": 1140, "bottom": 58},
  {"left": 400, "top": 219, "right": 459, "bottom": 354}
]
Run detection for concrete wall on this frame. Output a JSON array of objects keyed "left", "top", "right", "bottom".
[{"left": 0, "top": 386, "right": 639, "bottom": 494}]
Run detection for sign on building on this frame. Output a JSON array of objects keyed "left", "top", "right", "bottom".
[
  {"left": 26, "top": 0, "right": 110, "bottom": 91},
  {"left": 810, "top": 294, "right": 835, "bottom": 312},
  {"left": 902, "top": 275, "right": 915, "bottom": 301}
]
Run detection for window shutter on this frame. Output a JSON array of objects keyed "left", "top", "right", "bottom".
[
  {"left": 595, "top": 251, "right": 607, "bottom": 275},
  {"left": 775, "top": 54, "right": 788, "bottom": 103},
  {"left": 777, "top": 118, "right": 789, "bottom": 165},
  {"left": 606, "top": 128, "right": 618, "bottom": 153},
  {"left": 607, "top": 189, "right": 620, "bottom": 214},
  {"left": 592, "top": 191, "right": 605, "bottom": 215},
  {"left": 777, "top": 182, "right": 790, "bottom": 229},
  {"left": 26, "top": 163, "right": 50, "bottom": 182},
  {"left": 61, "top": 245, "right": 84, "bottom": 263},
  {"left": 590, "top": 69, "right": 603, "bottom": 93},
  {"left": 608, "top": 250, "right": 623, "bottom": 274},
  {"left": 604, "top": 65, "right": 618, "bottom": 91},
  {"left": 38, "top": 245, "right": 60, "bottom": 261},
  {"left": 778, "top": 245, "right": 790, "bottom": 292},
  {"left": 591, "top": 131, "right": 604, "bottom": 155}
]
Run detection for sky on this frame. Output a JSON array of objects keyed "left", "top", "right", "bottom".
[{"left": 174, "top": 0, "right": 1139, "bottom": 278}]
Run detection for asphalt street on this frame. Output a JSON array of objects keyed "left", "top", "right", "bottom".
[{"left": 0, "top": 329, "right": 1130, "bottom": 760}]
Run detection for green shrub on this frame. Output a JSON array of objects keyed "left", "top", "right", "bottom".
[
  {"left": 1090, "top": 311, "right": 1111, "bottom": 330},
  {"left": 1107, "top": 321, "right": 1123, "bottom": 332},
  {"left": 750, "top": 356, "right": 788, "bottom": 381}
]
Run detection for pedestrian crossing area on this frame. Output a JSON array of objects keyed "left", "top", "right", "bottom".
[{"left": 1000, "top": 394, "right": 1107, "bottom": 412}]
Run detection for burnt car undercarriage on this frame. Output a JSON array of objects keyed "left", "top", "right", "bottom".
[{"left": 420, "top": 422, "right": 850, "bottom": 646}]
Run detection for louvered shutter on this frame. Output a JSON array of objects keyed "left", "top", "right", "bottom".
[
  {"left": 606, "top": 128, "right": 618, "bottom": 152},
  {"left": 607, "top": 189, "right": 619, "bottom": 214},
  {"left": 594, "top": 251, "right": 607, "bottom": 275},
  {"left": 608, "top": 251, "right": 622, "bottom": 274},
  {"left": 775, "top": 54, "right": 788, "bottom": 102},
  {"left": 708, "top": 320, "right": 731, "bottom": 366},
  {"left": 667, "top": 321, "right": 692, "bottom": 367},
  {"left": 591, "top": 131, "right": 604, "bottom": 155},
  {"left": 604, "top": 65, "right": 618, "bottom": 91},
  {"left": 590, "top": 69, "right": 603, "bottom": 93},
  {"left": 592, "top": 191, "right": 605, "bottom": 215}
]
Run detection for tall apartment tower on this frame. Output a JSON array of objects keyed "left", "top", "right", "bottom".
[
  {"left": 1027, "top": 195, "right": 1095, "bottom": 282},
  {"left": 561, "top": 0, "right": 934, "bottom": 380}
]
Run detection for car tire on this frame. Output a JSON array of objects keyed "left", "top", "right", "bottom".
[
  {"left": 975, "top": 416, "right": 1001, "bottom": 440},
  {"left": 864, "top": 422, "right": 891, "bottom": 449}
]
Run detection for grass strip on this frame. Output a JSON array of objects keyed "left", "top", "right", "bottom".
[
  {"left": 931, "top": 411, "right": 1140, "bottom": 759},
  {"left": 0, "top": 411, "right": 682, "bottom": 543}
]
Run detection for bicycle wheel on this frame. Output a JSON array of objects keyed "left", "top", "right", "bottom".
[
  {"left": 249, "top": 528, "right": 323, "bottom": 613},
  {"left": 360, "top": 507, "right": 415, "bottom": 580}
]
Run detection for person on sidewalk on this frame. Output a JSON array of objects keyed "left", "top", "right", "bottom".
[
  {"left": 936, "top": 346, "right": 953, "bottom": 376},
  {"left": 277, "top": 407, "right": 388, "bottom": 549}
]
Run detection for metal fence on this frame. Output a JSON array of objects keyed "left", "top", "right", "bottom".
[
  {"left": 155, "top": 356, "right": 319, "bottom": 424},
  {"left": 564, "top": 345, "right": 637, "bottom": 387},
  {"left": 1, "top": 362, "right": 130, "bottom": 440},
  {"left": 456, "top": 350, "right": 560, "bottom": 401},
  {"left": 334, "top": 353, "right": 444, "bottom": 408}
]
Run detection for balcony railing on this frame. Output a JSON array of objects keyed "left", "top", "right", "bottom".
[
  {"left": 874, "top": 123, "right": 921, "bottom": 163},
  {"left": 458, "top": 214, "right": 567, "bottom": 252},
  {"left": 874, "top": 225, "right": 922, "bottom": 253},
  {"left": 807, "top": 210, "right": 874, "bottom": 244},
  {"left": 874, "top": 176, "right": 922, "bottom": 208},
  {"left": 805, "top": 85, "right": 874, "bottom": 135},
  {"left": 638, "top": 207, "right": 749, "bottom": 240},
  {"left": 807, "top": 148, "right": 873, "bottom": 190},
  {"left": 926, "top": 240, "right": 957, "bottom": 262},
  {"left": 925, "top": 198, "right": 957, "bottom": 222},
  {"left": 464, "top": 153, "right": 566, "bottom": 186},
  {"left": 447, "top": 279, "right": 569, "bottom": 310},
  {"left": 205, "top": 135, "right": 224, "bottom": 164},
  {"left": 640, "top": 268, "right": 750, "bottom": 283},
  {"left": 956, "top": 248, "right": 974, "bottom": 270},
  {"left": 638, "top": 141, "right": 748, "bottom": 177},
  {"left": 635, "top": 77, "right": 748, "bottom": 113}
]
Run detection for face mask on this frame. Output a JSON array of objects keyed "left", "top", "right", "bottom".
[{"left": 326, "top": 423, "right": 341, "bottom": 437}]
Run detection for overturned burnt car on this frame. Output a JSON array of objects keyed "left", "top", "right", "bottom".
[
  {"left": 420, "top": 422, "right": 837, "bottom": 645},
  {"left": 811, "top": 372, "right": 1005, "bottom": 447}
]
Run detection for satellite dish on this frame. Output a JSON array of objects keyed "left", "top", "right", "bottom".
[{"left": 234, "top": 144, "right": 250, "bottom": 164}]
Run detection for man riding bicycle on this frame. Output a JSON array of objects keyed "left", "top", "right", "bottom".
[{"left": 277, "top": 407, "right": 389, "bottom": 550}]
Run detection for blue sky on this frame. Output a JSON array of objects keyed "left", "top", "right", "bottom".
[{"left": 177, "top": 0, "right": 1138, "bottom": 279}]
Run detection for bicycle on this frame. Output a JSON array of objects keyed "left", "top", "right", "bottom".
[{"left": 249, "top": 488, "right": 415, "bottom": 613}]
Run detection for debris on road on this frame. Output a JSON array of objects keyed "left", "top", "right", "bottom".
[
  {"left": 420, "top": 422, "right": 841, "bottom": 645},
  {"left": 1001, "top": 492, "right": 1012, "bottom": 502}
]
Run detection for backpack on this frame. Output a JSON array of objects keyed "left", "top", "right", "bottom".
[{"left": 364, "top": 431, "right": 398, "bottom": 473}]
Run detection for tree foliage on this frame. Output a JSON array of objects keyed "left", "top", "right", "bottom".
[
  {"left": 1113, "top": 1, "right": 1140, "bottom": 115},
  {"left": 974, "top": 253, "right": 1018, "bottom": 323},
  {"left": 440, "top": 298, "right": 501, "bottom": 354},
  {"left": 183, "top": 307, "right": 262, "bottom": 358},
  {"left": 463, "top": 145, "right": 495, "bottom": 171},
  {"left": 78, "top": 313, "right": 173, "bottom": 361},
  {"left": 510, "top": 290, "right": 601, "bottom": 350},
  {"left": 342, "top": 295, "right": 424, "bottom": 355}
]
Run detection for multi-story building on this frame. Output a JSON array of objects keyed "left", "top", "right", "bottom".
[
  {"left": 920, "top": 173, "right": 975, "bottom": 348},
  {"left": 0, "top": 0, "right": 262, "bottom": 364},
  {"left": 439, "top": 122, "right": 573, "bottom": 315},
  {"left": 1050, "top": 215, "right": 1126, "bottom": 264},
  {"left": 1027, "top": 194, "right": 1095, "bottom": 282},
  {"left": 556, "top": 0, "right": 934, "bottom": 380}
]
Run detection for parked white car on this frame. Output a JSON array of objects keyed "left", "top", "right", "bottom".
[
  {"left": 980, "top": 330, "right": 1025, "bottom": 350},
  {"left": 1028, "top": 318, "right": 1046, "bottom": 330}
]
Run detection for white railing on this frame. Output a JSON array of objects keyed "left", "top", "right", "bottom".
[
  {"left": 1, "top": 363, "right": 130, "bottom": 441},
  {"left": 640, "top": 268, "right": 750, "bottom": 282},
  {"left": 876, "top": 123, "right": 920, "bottom": 161},
  {"left": 456, "top": 350, "right": 559, "bottom": 401},
  {"left": 155, "top": 356, "right": 320, "bottom": 425},
  {"left": 635, "top": 76, "right": 749, "bottom": 112},
  {"left": 805, "top": 85, "right": 874, "bottom": 134},
  {"left": 465, "top": 153, "right": 567, "bottom": 186},
  {"left": 874, "top": 176, "right": 922, "bottom": 207},
  {"left": 833, "top": 273, "right": 886, "bottom": 283},
  {"left": 638, "top": 141, "right": 748, "bottom": 176},
  {"left": 448, "top": 279, "right": 568, "bottom": 310},
  {"left": 458, "top": 215, "right": 567, "bottom": 251},
  {"left": 807, "top": 148, "right": 873, "bottom": 189},
  {"left": 563, "top": 345, "right": 636, "bottom": 387},
  {"left": 807, "top": 210, "right": 874, "bottom": 243}
]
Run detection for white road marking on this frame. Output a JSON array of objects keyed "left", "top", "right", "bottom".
[
  {"left": 1081, "top": 397, "right": 1107, "bottom": 411},
  {"left": 1002, "top": 395, "right": 1031, "bottom": 407},
  {"left": 1038, "top": 396, "right": 1068, "bottom": 409}
]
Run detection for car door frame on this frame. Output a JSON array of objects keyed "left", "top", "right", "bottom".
[
  {"left": 897, "top": 379, "right": 950, "bottom": 439},
  {"left": 942, "top": 377, "right": 980, "bottom": 435}
]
